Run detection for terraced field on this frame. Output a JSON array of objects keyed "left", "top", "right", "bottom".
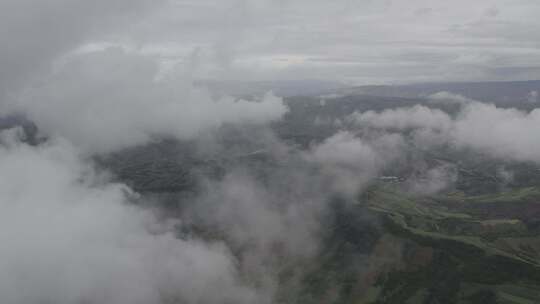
[{"left": 355, "top": 185, "right": 540, "bottom": 303}]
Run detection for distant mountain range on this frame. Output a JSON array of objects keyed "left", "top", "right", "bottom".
[
  {"left": 336, "top": 80, "right": 540, "bottom": 104},
  {"left": 198, "top": 79, "right": 540, "bottom": 105}
]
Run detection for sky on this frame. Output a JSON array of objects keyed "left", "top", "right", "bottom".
[
  {"left": 117, "top": 0, "right": 540, "bottom": 84},
  {"left": 2, "top": 0, "right": 540, "bottom": 92}
]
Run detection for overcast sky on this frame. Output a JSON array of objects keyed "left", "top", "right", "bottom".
[
  {"left": 2, "top": 0, "right": 540, "bottom": 88},
  {"left": 123, "top": 0, "right": 540, "bottom": 84}
]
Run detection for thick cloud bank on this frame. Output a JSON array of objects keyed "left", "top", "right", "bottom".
[
  {"left": 11, "top": 48, "right": 287, "bottom": 154},
  {"left": 0, "top": 129, "right": 259, "bottom": 304},
  {"left": 453, "top": 102, "right": 540, "bottom": 162},
  {"left": 349, "top": 99, "right": 540, "bottom": 163}
]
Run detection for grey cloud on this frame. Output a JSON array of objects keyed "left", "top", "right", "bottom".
[
  {"left": 453, "top": 102, "right": 540, "bottom": 162},
  {"left": 428, "top": 91, "right": 475, "bottom": 105},
  {"left": 176, "top": 127, "right": 407, "bottom": 302},
  {"left": 121, "top": 0, "right": 540, "bottom": 84},
  {"left": 348, "top": 98, "right": 540, "bottom": 163},
  {"left": 349, "top": 105, "right": 453, "bottom": 131},
  {"left": 189, "top": 168, "right": 322, "bottom": 296},
  {"left": 528, "top": 91, "right": 539, "bottom": 103},
  {"left": 306, "top": 131, "right": 405, "bottom": 196},
  {"left": 405, "top": 164, "right": 458, "bottom": 195},
  {"left": 497, "top": 166, "right": 515, "bottom": 186},
  {"left": 0, "top": 129, "right": 259, "bottom": 304},
  {"left": 3, "top": 0, "right": 540, "bottom": 89},
  {"left": 10, "top": 48, "right": 287, "bottom": 154},
  {"left": 0, "top": 0, "right": 161, "bottom": 97}
]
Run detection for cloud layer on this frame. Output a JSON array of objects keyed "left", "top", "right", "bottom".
[
  {"left": 349, "top": 98, "right": 540, "bottom": 163},
  {"left": 11, "top": 48, "right": 287, "bottom": 154},
  {"left": 0, "top": 0, "right": 160, "bottom": 96},
  {"left": 122, "top": 0, "right": 540, "bottom": 84},
  {"left": 307, "top": 131, "right": 405, "bottom": 195},
  {"left": 0, "top": 129, "right": 261, "bottom": 304},
  {"left": 2, "top": 0, "right": 540, "bottom": 89}
]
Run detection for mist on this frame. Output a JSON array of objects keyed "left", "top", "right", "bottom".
[
  {"left": 0, "top": 129, "right": 262, "bottom": 304},
  {"left": 1, "top": 0, "right": 540, "bottom": 303},
  {"left": 349, "top": 97, "right": 540, "bottom": 164},
  {"left": 8, "top": 48, "right": 287, "bottom": 154}
]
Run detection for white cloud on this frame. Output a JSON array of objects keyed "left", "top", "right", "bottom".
[
  {"left": 0, "top": 129, "right": 260, "bottom": 304},
  {"left": 453, "top": 102, "right": 540, "bottom": 162},
  {"left": 349, "top": 101, "right": 540, "bottom": 163},
  {"left": 349, "top": 105, "right": 453, "bottom": 131},
  {"left": 406, "top": 164, "right": 458, "bottom": 195},
  {"left": 191, "top": 169, "right": 322, "bottom": 284},
  {"left": 11, "top": 48, "right": 287, "bottom": 154},
  {"left": 306, "top": 131, "right": 405, "bottom": 195},
  {"left": 428, "top": 91, "right": 475, "bottom": 105},
  {"left": 528, "top": 90, "right": 539, "bottom": 103}
]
